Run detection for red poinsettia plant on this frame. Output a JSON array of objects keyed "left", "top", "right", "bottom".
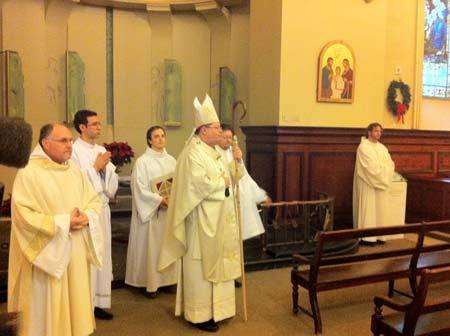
[{"left": 103, "top": 141, "right": 135, "bottom": 167}]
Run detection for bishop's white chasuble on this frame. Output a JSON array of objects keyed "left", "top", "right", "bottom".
[{"left": 159, "top": 136, "right": 242, "bottom": 323}]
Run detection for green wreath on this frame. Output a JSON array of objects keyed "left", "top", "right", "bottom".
[{"left": 387, "top": 80, "right": 411, "bottom": 123}]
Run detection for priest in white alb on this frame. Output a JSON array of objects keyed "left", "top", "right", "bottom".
[
  {"left": 158, "top": 94, "right": 243, "bottom": 333},
  {"left": 216, "top": 125, "right": 271, "bottom": 241},
  {"left": 125, "top": 126, "right": 177, "bottom": 297},
  {"left": 72, "top": 110, "right": 118, "bottom": 320},
  {"left": 353, "top": 122, "right": 395, "bottom": 244},
  {"left": 8, "top": 123, "right": 103, "bottom": 336}
]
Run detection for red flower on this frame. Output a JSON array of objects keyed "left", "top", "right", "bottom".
[{"left": 104, "top": 141, "right": 134, "bottom": 167}]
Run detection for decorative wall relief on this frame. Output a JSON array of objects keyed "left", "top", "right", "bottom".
[
  {"left": 151, "top": 66, "right": 164, "bottom": 120},
  {"left": 219, "top": 66, "right": 235, "bottom": 126},
  {"left": 163, "top": 59, "right": 182, "bottom": 127},
  {"left": 46, "top": 56, "right": 63, "bottom": 108},
  {"left": 66, "top": 51, "right": 86, "bottom": 123},
  {"left": 317, "top": 41, "right": 355, "bottom": 104},
  {"left": 0, "top": 51, "right": 25, "bottom": 118}
]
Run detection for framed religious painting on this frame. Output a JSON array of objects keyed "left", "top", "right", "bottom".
[
  {"left": 0, "top": 51, "right": 25, "bottom": 118},
  {"left": 163, "top": 59, "right": 182, "bottom": 127},
  {"left": 317, "top": 41, "right": 355, "bottom": 103},
  {"left": 219, "top": 66, "right": 236, "bottom": 127},
  {"left": 66, "top": 51, "right": 86, "bottom": 123}
]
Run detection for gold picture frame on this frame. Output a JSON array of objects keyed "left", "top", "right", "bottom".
[{"left": 317, "top": 41, "right": 355, "bottom": 104}]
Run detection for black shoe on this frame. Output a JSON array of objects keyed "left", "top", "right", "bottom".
[
  {"left": 234, "top": 280, "right": 242, "bottom": 288},
  {"left": 94, "top": 307, "right": 114, "bottom": 320},
  {"left": 159, "top": 285, "right": 177, "bottom": 294},
  {"left": 191, "top": 319, "right": 219, "bottom": 332},
  {"left": 144, "top": 291, "right": 158, "bottom": 299},
  {"left": 359, "top": 240, "right": 377, "bottom": 247}
]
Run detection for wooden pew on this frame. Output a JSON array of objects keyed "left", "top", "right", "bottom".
[
  {"left": 371, "top": 266, "right": 450, "bottom": 336},
  {"left": 291, "top": 221, "right": 450, "bottom": 335}
]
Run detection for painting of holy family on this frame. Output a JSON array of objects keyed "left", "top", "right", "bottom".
[{"left": 317, "top": 41, "right": 355, "bottom": 103}]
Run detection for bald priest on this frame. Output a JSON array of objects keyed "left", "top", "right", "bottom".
[{"left": 8, "top": 123, "right": 103, "bottom": 336}]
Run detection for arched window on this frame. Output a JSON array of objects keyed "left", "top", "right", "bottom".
[{"left": 423, "top": 0, "right": 450, "bottom": 98}]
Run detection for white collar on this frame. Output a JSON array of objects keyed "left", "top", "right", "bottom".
[
  {"left": 76, "top": 137, "right": 96, "bottom": 149},
  {"left": 30, "top": 144, "right": 69, "bottom": 166},
  {"left": 146, "top": 147, "right": 167, "bottom": 158}
]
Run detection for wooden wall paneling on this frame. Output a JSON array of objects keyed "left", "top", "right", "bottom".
[
  {"left": 445, "top": 189, "right": 450, "bottom": 218},
  {"left": 283, "top": 152, "right": 303, "bottom": 201},
  {"left": 275, "top": 151, "right": 284, "bottom": 201},
  {"left": 390, "top": 151, "right": 435, "bottom": 173},
  {"left": 438, "top": 151, "right": 450, "bottom": 172},
  {"left": 308, "top": 151, "right": 356, "bottom": 222},
  {"left": 247, "top": 151, "right": 276, "bottom": 199}
]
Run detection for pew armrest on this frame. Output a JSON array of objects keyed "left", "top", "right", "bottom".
[
  {"left": 292, "top": 254, "right": 311, "bottom": 265},
  {"left": 374, "top": 295, "right": 408, "bottom": 312}
]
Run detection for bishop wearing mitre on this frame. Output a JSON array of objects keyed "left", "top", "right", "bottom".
[{"left": 158, "top": 94, "right": 243, "bottom": 333}]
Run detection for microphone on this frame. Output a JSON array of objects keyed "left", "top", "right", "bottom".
[{"left": 0, "top": 117, "right": 33, "bottom": 168}]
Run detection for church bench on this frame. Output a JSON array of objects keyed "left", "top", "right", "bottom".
[
  {"left": 291, "top": 221, "right": 450, "bottom": 335},
  {"left": 371, "top": 266, "right": 450, "bottom": 336}
]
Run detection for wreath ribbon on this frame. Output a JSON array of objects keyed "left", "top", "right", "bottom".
[{"left": 396, "top": 102, "right": 407, "bottom": 124}]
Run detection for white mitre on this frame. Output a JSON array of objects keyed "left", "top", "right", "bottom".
[{"left": 193, "top": 94, "right": 219, "bottom": 128}]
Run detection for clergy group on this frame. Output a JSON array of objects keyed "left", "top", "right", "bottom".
[
  {"left": 7, "top": 94, "right": 271, "bottom": 336},
  {"left": 6, "top": 93, "right": 396, "bottom": 336}
]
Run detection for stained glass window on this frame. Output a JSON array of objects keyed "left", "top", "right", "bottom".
[{"left": 423, "top": 0, "right": 450, "bottom": 98}]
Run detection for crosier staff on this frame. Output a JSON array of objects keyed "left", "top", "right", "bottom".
[{"left": 230, "top": 135, "right": 248, "bottom": 322}]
